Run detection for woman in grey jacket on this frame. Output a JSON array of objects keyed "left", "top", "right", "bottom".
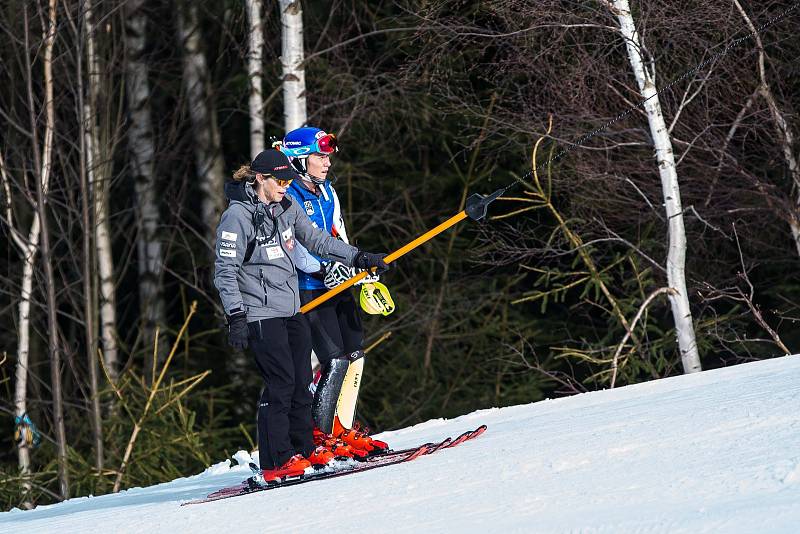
[{"left": 213, "top": 149, "right": 388, "bottom": 483}]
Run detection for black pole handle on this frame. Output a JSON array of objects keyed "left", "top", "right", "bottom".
[{"left": 465, "top": 187, "right": 505, "bottom": 221}]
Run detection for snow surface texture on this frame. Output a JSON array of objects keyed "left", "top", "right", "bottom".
[{"left": 4, "top": 355, "right": 800, "bottom": 533}]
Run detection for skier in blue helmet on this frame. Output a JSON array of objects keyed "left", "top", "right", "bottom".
[{"left": 281, "top": 126, "right": 390, "bottom": 455}]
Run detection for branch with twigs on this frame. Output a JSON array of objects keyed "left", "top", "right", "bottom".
[
  {"left": 495, "top": 115, "right": 641, "bottom": 350},
  {"left": 610, "top": 287, "right": 676, "bottom": 388},
  {"left": 112, "top": 301, "right": 202, "bottom": 493},
  {"left": 697, "top": 225, "right": 791, "bottom": 356}
]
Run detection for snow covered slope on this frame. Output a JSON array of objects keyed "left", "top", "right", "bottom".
[{"left": 4, "top": 355, "right": 800, "bottom": 533}]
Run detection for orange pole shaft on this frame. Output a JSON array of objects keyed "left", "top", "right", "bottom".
[{"left": 300, "top": 210, "right": 469, "bottom": 314}]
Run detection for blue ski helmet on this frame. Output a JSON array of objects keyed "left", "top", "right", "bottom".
[
  {"left": 281, "top": 127, "right": 338, "bottom": 157},
  {"left": 281, "top": 126, "right": 338, "bottom": 181}
]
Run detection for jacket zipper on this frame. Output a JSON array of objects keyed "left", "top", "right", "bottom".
[
  {"left": 317, "top": 195, "right": 326, "bottom": 232},
  {"left": 259, "top": 268, "right": 267, "bottom": 306}
]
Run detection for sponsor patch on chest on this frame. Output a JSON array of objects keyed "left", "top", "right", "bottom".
[
  {"left": 256, "top": 234, "right": 278, "bottom": 247},
  {"left": 266, "top": 246, "right": 285, "bottom": 260},
  {"left": 304, "top": 201, "right": 314, "bottom": 216}
]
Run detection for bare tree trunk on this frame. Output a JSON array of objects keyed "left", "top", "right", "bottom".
[
  {"left": 96, "top": 172, "right": 118, "bottom": 379},
  {"left": 246, "top": 0, "right": 265, "bottom": 155},
  {"left": 732, "top": 0, "right": 800, "bottom": 257},
  {"left": 279, "top": 0, "right": 307, "bottom": 131},
  {"left": 83, "top": 0, "right": 118, "bottom": 382},
  {"left": 215, "top": 0, "right": 267, "bottom": 398},
  {"left": 2, "top": 147, "right": 37, "bottom": 505},
  {"left": 14, "top": 255, "right": 36, "bottom": 493},
  {"left": 609, "top": 0, "right": 702, "bottom": 374},
  {"left": 76, "top": 0, "right": 104, "bottom": 471},
  {"left": 125, "top": 0, "right": 167, "bottom": 372},
  {"left": 27, "top": 0, "right": 70, "bottom": 497},
  {"left": 176, "top": 1, "right": 225, "bottom": 241}
]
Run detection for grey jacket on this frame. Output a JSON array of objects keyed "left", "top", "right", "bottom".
[{"left": 214, "top": 181, "right": 358, "bottom": 322}]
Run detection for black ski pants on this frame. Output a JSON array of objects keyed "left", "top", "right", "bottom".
[
  {"left": 249, "top": 314, "right": 315, "bottom": 470},
  {"left": 300, "top": 289, "right": 363, "bottom": 369}
]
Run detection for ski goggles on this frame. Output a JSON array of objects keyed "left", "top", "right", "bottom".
[
  {"left": 282, "top": 134, "right": 338, "bottom": 157},
  {"left": 260, "top": 173, "right": 293, "bottom": 187},
  {"left": 314, "top": 133, "right": 338, "bottom": 155}
]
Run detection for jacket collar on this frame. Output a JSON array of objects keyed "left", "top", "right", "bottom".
[
  {"left": 225, "top": 180, "right": 292, "bottom": 215},
  {"left": 224, "top": 180, "right": 257, "bottom": 204},
  {"left": 289, "top": 178, "right": 331, "bottom": 202}
]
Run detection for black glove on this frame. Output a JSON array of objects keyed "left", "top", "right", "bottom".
[
  {"left": 353, "top": 251, "right": 390, "bottom": 275},
  {"left": 227, "top": 311, "right": 249, "bottom": 351}
]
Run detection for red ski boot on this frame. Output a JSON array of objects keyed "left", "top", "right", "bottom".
[
  {"left": 333, "top": 417, "right": 389, "bottom": 454},
  {"left": 306, "top": 445, "right": 336, "bottom": 467},
  {"left": 261, "top": 454, "right": 310, "bottom": 482},
  {"left": 313, "top": 428, "right": 367, "bottom": 460}
]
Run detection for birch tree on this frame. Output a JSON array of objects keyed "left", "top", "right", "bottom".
[
  {"left": 246, "top": 0, "right": 266, "bottom": 155},
  {"left": 70, "top": 0, "right": 121, "bottom": 382},
  {"left": 2, "top": 0, "right": 67, "bottom": 501},
  {"left": 69, "top": 0, "right": 104, "bottom": 471},
  {"left": 176, "top": 1, "right": 225, "bottom": 241},
  {"left": 605, "top": 0, "right": 702, "bottom": 374},
  {"left": 279, "top": 0, "right": 307, "bottom": 131},
  {"left": 82, "top": 0, "right": 120, "bottom": 382},
  {"left": 95, "top": 172, "right": 119, "bottom": 381},
  {"left": 1, "top": 150, "right": 39, "bottom": 505},
  {"left": 82, "top": 0, "right": 119, "bottom": 386},
  {"left": 36, "top": 0, "right": 70, "bottom": 498},
  {"left": 125, "top": 0, "right": 167, "bottom": 369}
]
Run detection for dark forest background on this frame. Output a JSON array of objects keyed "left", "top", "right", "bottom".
[{"left": 1, "top": 0, "right": 798, "bottom": 509}]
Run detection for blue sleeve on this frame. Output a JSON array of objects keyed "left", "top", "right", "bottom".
[
  {"left": 290, "top": 200, "right": 358, "bottom": 265},
  {"left": 293, "top": 239, "right": 322, "bottom": 273}
]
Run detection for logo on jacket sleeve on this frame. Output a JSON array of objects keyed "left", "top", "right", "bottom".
[
  {"left": 221, "top": 231, "right": 237, "bottom": 241},
  {"left": 304, "top": 200, "right": 314, "bottom": 216},
  {"left": 282, "top": 227, "right": 295, "bottom": 252}
]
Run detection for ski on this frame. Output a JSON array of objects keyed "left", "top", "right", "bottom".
[
  {"left": 447, "top": 423, "right": 486, "bottom": 448},
  {"left": 182, "top": 425, "right": 486, "bottom": 506},
  {"left": 364, "top": 423, "right": 486, "bottom": 461},
  {"left": 182, "top": 444, "right": 429, "bottom": 506}
]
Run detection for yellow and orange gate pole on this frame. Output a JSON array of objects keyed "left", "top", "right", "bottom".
[{"left": 300, "top": 188, "right": 505, "bottom": 314}]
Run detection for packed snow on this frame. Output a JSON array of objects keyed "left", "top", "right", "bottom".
[{"left": 4, "top": 355, "right": 800, "bottom": 533}]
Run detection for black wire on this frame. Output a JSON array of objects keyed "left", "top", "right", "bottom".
[{"left": 498, "top": 1, "right": 800, "bottom": 196}]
